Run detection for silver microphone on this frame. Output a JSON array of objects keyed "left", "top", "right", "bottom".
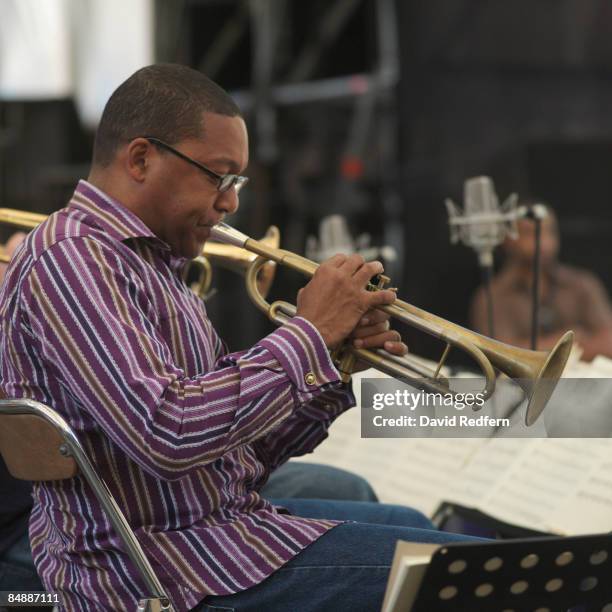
[
  {"left": 306, "top": 215, "right": 397, "bottom": 263},
  {"left": 445, "top": 176, "right": 519, "bottom": 267}
]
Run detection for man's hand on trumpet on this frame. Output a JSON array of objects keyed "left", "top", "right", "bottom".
[
  {"left": 351, "top": 308, "right": 408, "bottom": 357},
  {"left": 296, "top": 253, "right": 406, "bottom": 355}
]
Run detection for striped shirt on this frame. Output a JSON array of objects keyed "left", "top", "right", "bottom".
[{"left": 0, "top": 180, "right": 354, "bottom": 611}]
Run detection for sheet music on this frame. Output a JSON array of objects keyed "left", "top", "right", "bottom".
[
  {"left": 543, "top": 378, "right": 612, "bottom": 437},
  {"left": 444, "top": 439, "right": 530, "bottom": 509},
  {"left": 295, "top": 369, "right": 487, "bottom": 515},
  {"left": 570, "top": 354, "right": 612, "bottom": 377},
  {"left": 293, "top": 367, "right": 612, "bottom": 534},
  {"left": 486, "top": 440, "right": 594, "bottom": 531},
  {"left": 548, "top": 441, "right": 612, "bottom": 534},
  {"left": 445, "top": 438, "right": 612, "bottom": 533}
]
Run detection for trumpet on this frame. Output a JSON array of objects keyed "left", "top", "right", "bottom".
[
  {"left": 193, "top": 226, "right": 280, "bottom": 298},
  {"left": 0, "top": 208, "right": 279, "bottom": 299},
  {"left": 210, "top": 222, "right": 574, "bottom": 426},
  {"left": 0, "top": 207, "right": 573, "bottom": 425}
]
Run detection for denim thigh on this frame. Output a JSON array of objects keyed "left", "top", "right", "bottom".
[
  {"left": 259, "top": 462, "right": 378, "bottom": 502},
  {"left": 0, "top": 533, "right": 43, "bottom": 592},
  {"left": 197, "top": 500, "right": 481, "bottom": 612}
]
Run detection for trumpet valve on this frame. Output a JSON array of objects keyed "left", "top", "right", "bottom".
[
  {"left": 377, "top": 274, "right": 390, "bottom": 289},
  {"left": 369, "top": 273, "right": 392, "bottom": 291},
  {"left": 331, "top": 345, "right": 357, "bottom": 383}
]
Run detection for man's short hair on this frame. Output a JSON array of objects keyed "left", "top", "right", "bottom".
[{"left": 92, "top": 64, "right": 242, "bottom": 167}]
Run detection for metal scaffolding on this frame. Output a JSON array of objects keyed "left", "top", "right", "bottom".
[{"left": 164, "top": 0, "right": 404, "bottom": 280}]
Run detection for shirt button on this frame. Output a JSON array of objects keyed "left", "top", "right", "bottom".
[{"left": 304, "top": 372, "right": 317, "bottom": 386}]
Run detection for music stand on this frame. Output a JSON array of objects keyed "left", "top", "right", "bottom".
[{"left": 407, "top": 533, "right": 612, "bottom": 611}]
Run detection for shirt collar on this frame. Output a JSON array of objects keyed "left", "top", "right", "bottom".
[
  {"left": 67, "top": 180, "right": 195, "bottom": 273},
  {"left": 68, "top": 180, "right": 169, "bottom": 249}
]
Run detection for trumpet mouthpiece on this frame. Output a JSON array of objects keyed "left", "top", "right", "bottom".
[{"left": 210, "top": 223, "right": 250, "bottom": 248}]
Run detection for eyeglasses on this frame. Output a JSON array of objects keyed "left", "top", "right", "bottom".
[{"left": 144, "top": 137, "right": 249, "bottom": 194}]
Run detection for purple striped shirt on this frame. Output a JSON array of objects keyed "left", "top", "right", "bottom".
[{"left": 0, "top": 181, "right": 354, "bottom": 611}]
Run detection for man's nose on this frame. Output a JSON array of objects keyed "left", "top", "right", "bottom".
[{"left": 215, "top": 188, "right": 239, "bottom": 215}]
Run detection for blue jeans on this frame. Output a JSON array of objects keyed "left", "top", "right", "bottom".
[
  {"left": 197, "top": 498, "right": 482, "bottom": 612},
  {"left": 0, "top": 532, "right": 43, "bottom": 592},
  {"left": 0, "top": 462, "right": 376, "bottom": 595},
  {"left": 260, "top": 462, "right": 378, "bottom": 502}
]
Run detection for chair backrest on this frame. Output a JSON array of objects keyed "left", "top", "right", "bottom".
[
  {"left": 0, "top": 396, "right": 172, "bottom": 611},
  {"left": 0, "top": 412, "right": 78, "bottom": 480}
]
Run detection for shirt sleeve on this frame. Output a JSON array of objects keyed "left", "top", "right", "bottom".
[
  {"left": 21, "top": 236, "right": 345, "bottom": 481},
  {"left": 248, "top": 317, "right": 356, "bottom": 471},
  {"left": 253, "top": 384, "right": 355, "bottom": 474}
]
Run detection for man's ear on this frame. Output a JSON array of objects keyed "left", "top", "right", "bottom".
[{"left": 125, "top": 138, "right": 153, "bottom": 182}]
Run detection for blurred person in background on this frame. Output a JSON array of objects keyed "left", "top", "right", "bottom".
[
  {"left": 0, "top": 232, "right": 26, "bottom": 283},
  {"left": 470, "top": 203, "right": 612, "bottom": 361}
]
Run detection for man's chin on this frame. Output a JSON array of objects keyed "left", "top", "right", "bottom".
[
  {"left": 189, "top": 240, "right": 206, "bottom": 259},
  {"left": 172, "top": 240, "right": 205, "bottom": 260}
]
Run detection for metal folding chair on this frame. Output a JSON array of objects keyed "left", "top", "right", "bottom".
[{"left": 0, "top": 398, "right": 173, "bottom": 612}]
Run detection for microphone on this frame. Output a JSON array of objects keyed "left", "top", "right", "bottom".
[
  {"left": 306, "top": 215, "right": 397, "bottom": 263},
  {"left": 445, "top": 176, "right": 519, "bottom": 267}
]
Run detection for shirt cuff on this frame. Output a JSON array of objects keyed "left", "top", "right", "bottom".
[
  {"left": 258, "top": 316, "right": 341, "bottom": 399},
  {"left": 299, "top": 383, "right": 356, "bottom": 421}
]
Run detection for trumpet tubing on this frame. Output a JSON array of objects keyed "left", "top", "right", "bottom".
[
  {"left": 0, "top": 209, "right": 47, "bottom": 230},
  {"left": 0, "top": 209, "right": 47, "bottom": 263},
  {"left": 210, "top": 222, "right": 574, "bottom": 426},
  {"left": 0, "top": 208, "right": 278, "bottom": 298}
]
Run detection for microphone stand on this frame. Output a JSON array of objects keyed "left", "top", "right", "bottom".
[
  {"left": 481, "top": 260, "right": 495, "bottom": 339},
  {"left": 531, "top": 216, "right": 542, "bottom": 350},
  {"left": 522, "top": 205, "right": 547, "bottom": 351}
]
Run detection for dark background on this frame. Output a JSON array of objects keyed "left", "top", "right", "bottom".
[{"left": 2, "top": 0, "right": 611, "bottom": 361}]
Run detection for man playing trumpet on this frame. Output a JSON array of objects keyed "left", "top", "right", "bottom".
[{"left": 0, "top": 64, "right": 473, "bottom": 611}]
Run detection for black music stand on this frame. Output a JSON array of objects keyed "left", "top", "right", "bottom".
[{"left": 406, "top": 533, "right": 612, "bottom": 612}]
